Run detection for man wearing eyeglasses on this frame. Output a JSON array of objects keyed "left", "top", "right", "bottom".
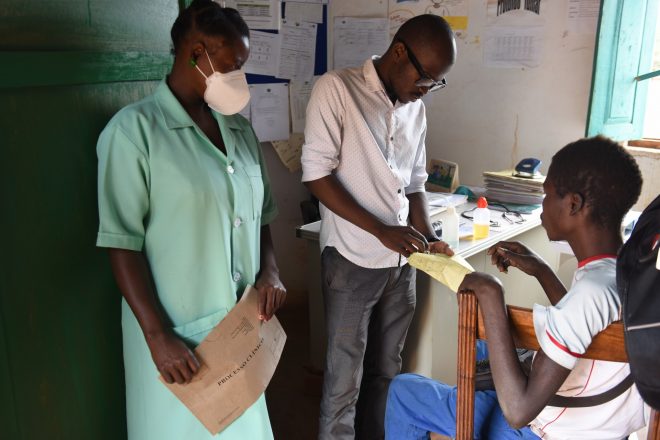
[{"left": 301, "top": 14, "right": 457, "bottom": 440}]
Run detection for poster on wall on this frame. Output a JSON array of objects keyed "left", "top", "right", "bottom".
[
  {"left": 482, "top": 25, "right": 544, "bottom": 68},
  {"left": 223, "top": 0, "right": 281, "bottom": 30},
  {"left": 290, "top": 76, "right": 320, "bottom": 133},
  {"left": 566, "top": 0, "right": 599, "bottom": 35},
  {"left": 244, "top": 30, "right": 282, "bottom": 77},
  {"left": 249, "top": 83, "right": 290, "bottom": 142},
  {"left": 486, "top": 0, "right": 545, "bottom": 22},
  {"left": 333, "top": 17, "right": 389, "bottom": 69},
  {"left": 389, "top": 0, "right": 469, "bottom": 37},
  {"left": 277, "top": 20, "right": 318, "bottom": 81},
  {"left": 483, "top": 0, "right": 546, "bottom": 68},
  {"left": 284, "top": 2, "right": 324, "bottom": 23}
]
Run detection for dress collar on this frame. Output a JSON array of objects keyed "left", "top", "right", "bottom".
[
  {"left": 577, "top": 254, "right": 617, "bottom": 268},
  {"left": 363, "top": 57, "right": 386, "bottom": 94},
  {"left": 154, "top": 79, "right": 242, "bottom": 131}
]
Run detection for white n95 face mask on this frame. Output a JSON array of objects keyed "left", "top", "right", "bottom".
[{"left": 195, "top": 50, "right": 250, "bottom": 115}]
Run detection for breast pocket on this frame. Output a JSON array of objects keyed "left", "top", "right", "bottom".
[{"left": 244, "top": 164, "right": 264, "bottom": 220}]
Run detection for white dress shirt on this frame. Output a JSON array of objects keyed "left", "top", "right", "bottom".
[{"left": 301, "top": 58, "right": 428, "bottom": 269}]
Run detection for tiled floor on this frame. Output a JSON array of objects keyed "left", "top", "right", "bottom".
[{"left": 266, "top": 298, "right": 322, "bottom": 439}]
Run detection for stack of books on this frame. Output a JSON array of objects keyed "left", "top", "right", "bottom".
[{"left": 482, "top": 170, "right": 545, "bottom": 205}]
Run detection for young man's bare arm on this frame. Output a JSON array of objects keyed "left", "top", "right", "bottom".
[
  {"left": 458, "top": 272, "right": 571, "bottom": 428},
  {"left": 487, "top": 241, "right": 567, "bottom": 305}
]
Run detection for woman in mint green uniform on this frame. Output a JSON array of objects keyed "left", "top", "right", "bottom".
[{"left": 95, "top": 2, "right": 285, "bottom": 438}]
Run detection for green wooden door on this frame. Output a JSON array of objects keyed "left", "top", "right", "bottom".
[{"left": 0, "top": 2, "right": 177, "bottom": 438}]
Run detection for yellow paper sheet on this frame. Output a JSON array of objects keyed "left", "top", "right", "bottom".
[{"left": 408, "top": 252, "right": 475, "bottom": 292}]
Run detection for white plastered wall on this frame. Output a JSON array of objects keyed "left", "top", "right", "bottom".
[
  {"left": 327, "top": 0, "right": 597, "bottom": 185},
  {"left": 627, "top": 147, "right": 660, "bottom": 211}
]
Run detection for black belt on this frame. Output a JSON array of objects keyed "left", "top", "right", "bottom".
[{"left": 547, "top": 374, "right": 634, "bottom": 408}]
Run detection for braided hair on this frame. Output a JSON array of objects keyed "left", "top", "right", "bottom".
[{"left": 171, "top": 0, "right": 249, "bottom": 54}]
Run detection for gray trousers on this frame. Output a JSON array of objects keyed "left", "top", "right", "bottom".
[{"left": 318, "top": 247, "right": 416, "bottom": 440}]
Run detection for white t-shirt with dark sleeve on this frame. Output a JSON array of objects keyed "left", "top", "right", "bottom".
[{"left": 530, "top": 256, "right": 646, "bottom": 440}]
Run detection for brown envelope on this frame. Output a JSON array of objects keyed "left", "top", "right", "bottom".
[{"left": 160, "top": 285, "right": 287, "bottom": 434}]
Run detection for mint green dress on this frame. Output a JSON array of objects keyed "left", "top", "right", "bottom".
[{"left": 96, "top": 80, "right": 277, "bottom": 439}]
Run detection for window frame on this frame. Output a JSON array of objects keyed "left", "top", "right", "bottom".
[{"left": 586, "top": 0, "right": 659, "bottom": 141}]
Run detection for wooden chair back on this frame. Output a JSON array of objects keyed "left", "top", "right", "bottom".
[{"left": 452, "top": 291, "right": 658, "bottom": 440}]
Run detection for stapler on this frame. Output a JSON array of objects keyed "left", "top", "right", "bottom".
[{"left": 513, "top": 158, "right": 542, "bottom": 178}]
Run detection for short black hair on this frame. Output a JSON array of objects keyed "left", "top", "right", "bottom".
[
  {"left": 547, "top": 136, "right": 642, "bottom": 230},
  {"left": 170, "top": 0, "right": 249, "bottom": 54},
  {"left": 392, "top": 14, "right": 455, "bottom": 63}
]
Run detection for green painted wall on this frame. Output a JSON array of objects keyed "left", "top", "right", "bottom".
[{"left": 0, "top": 2, "right": 179, "bottom": 438}]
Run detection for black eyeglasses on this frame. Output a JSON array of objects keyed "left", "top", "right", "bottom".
[{"left": 396, "top": 38, "right": 447, "bottom": 92}]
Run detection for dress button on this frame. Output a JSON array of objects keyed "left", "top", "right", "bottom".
[
  {"left": 390, "top": 136, "right": 394, "bottom": 141},
  {"left": 397, "top": 189, "right": 402, "bottom": 194},
  {"left": 234, "top": 218, "right": 242, "bottom": 227},
  {"left": 227, "top": 165, "right": 235, "bottom": 174},
  {"left": 233, "top": 272, "right": 241, "bottom": 282}
]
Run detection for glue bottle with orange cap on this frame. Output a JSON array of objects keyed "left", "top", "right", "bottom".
[{"left": 473, "top": 197, "right": 490, "bottom": 239}]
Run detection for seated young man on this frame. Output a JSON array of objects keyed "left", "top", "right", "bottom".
[{"left": 385, "top": 136, "right": 646, "bottom": 440}]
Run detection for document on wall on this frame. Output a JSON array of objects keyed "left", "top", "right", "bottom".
[
  {"left": 271, "top": 132, "right": 305, "bottom": 172},
  {"left": 277, "top": 20, "right": 317, "bottom": 81},
  {"left": 285, "top": 0, "right": 327, "bottom": 3},
  {"left": 160, "top": 285, "right": 286, "bottom": 435},
  {"left": 567, "top": 0, "right": 599, "bottom": 35},
  {"left": 389, "top": 0, "right": 469, "bottom": 36},
  {"left": 483, "top": 25, "right": 544, "bottom": 68},
  {"left": 244, "top": 31, "right": 282, "bottom": 77},
  {"left": 483, "top": 0, "right": 545, "bottom": 68},
  {"left": 486, "top": 0, "right": 546, "bottom": 22},
  {"left": 284, "top": 2, "right": 323, "bottom": 23},
  {"left": 333, "top": 17, "right": 389, "bottom": 70},
  {"left": 250, "top": 83, "right": 290, "bottom": 142},
  {"left": 289, "top": 76, "right": 319, "bottom": 134},
  {"left": 224, "top": 0, "right": 281, "bottom": 30}
]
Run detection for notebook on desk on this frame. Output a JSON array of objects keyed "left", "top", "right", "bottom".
[
  {"left": 427, "top": 192, "right": 468, "bottom": 216},
  {"left": 429, "top": 205, "right": 447, "bottom": 217}
]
